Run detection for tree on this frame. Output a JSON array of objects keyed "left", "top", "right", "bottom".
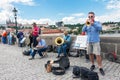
[
  {"left": 73, "top": 31, "right": 79, "bottom": 35},
  {"left": 118, "top": 22, "right": 120, "bottom": 26}
]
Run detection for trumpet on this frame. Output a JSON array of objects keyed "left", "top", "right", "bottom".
[
  {"left": 55, "top": 37, "right": 64, "bottom": 46},
  {"left": 86, "top": 20, "right": 91, "bottom": 26}
]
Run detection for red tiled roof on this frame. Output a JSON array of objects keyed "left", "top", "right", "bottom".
[
  {"left": 0, "top": 28, "right": 63, "bottom": 35},
  {"left": 42, "top": 29, "right": 63, "bottom": 34}
]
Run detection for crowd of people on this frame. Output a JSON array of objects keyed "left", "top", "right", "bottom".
[
  {"left": 0, "top": 11, "right": 105, "bottom": 76},
  {"left": 0, "top": 29, "right": 28, "bottom": 46},
  {"left": 0, "top": 22, "right": 41, "bottom": 47},
  {"left": 0, "top": 29, "right": 16, "bottom": 45}
]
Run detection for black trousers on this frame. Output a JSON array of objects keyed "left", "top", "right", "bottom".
[{"left": 33, "top": 36, "right": 38, "bottom": 47}]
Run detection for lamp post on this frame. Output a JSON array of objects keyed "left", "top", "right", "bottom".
[{"left": 12, "top": 7, "right": 18, "bottom": 34}]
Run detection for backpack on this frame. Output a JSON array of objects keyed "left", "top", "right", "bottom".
[
  {"left": 45, "top": 60, "right": 65, "bottom": 75},
  {"left": 87, "top": 71, "right": 99, "bottom": 80},
  {"left": 106, "top": 52, "right": 117, "bottom": 62},
  {"left": 72, "top": 66, "right": 99, "bottom": 80},
  {"left": 17, "top": 33, "right": 20, "bottom": 38},
  {"left": 39, "top": 28, "right": 41, "bottom": 34},
  {"left": 53, "top": 46, "right": 59, "bottom": 53},
  {"left": 46, "top": 45, "right": 53, "bottom": 52},
  {"left": 51, "top": 57, "right": 68, "bottom": 75},
  {"left": 80, "top": 67, "right": 99, "bottom": 80},
  {"left": 79, "top": 67, "right": 90, "bottom": 78},
  {"left": 73, "top": 66, "right": 81, "bottom": 78},
  {"left": 52, "top": 66, "right": 65, "bottom": 75},
  {"left": 22, "top": 50, "right": 31, "bottom": 56},
  {"left": 58, "top": 56, "right": 70, "bottom": 69},
  {"left": 45, "top": 56, "right": 70, "bottom": 75},
  {"left": 22, "top": 48, "right": 32, "bottom": 56}
]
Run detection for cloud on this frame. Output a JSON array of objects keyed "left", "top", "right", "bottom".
[
  {"left": 62, "top": 16, "right": 87, "bottom": 24},
  {"left": 14, "top": 0, "right": 35, "bottom": 6},
  {"left": 0, "top": 0, "right": 35, "bottom": 24},
  {"left": 18, "top": 18, "right": 55, "bottom": 25},
  {"left": 93, "top": 0, "right": 120, "bottom": 9},
  {"left": 0, "top": 0, "right": 120, "bottom": 25},
  {"left": 61, "top": 13, "right": 85, "bottom": 24},
  {"left": 96, "top": 10, "right": 120, "bottom": 22},
  {"left": 62, "top": 17, "right": 76, "bottom": 24},
  {"left": 96, "top": 0, "right": 120, "bottom": 22},
  {"left": 71, "top": 13, "right": 85, "bottom": 17},
  {"left": 106, "top": 0, "right": 120, "bottom": 9},
  {"left": 0, "top": 0, "right": 54, "bottom": 25},
  {"left": 62, "top": 9, "right": 120, "bottom": 24},
  {"left": 0, "top": 0, "right": 35, "bottom": 7},
  {"left": 0, "top": 10, "right": 12, "bottom": 23},
  {"left": 88, "top": 0, "right": 120, "bottom": 23}
]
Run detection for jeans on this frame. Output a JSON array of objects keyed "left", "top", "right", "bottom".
[
  {"left": 7, "top": 35, "right": 12, "bottom": 45},
  {"left": 58, "top": 44, "right": 67, "bottom": 56},
  {"left": 2, "top": 37, "right": 7, "bottom": 44},
  {"left": 31, "top": 47, "right": 47, "bottom": 58},
  {"left": 33, "top": 36, "right": 38, "bottom": 47},
  {"left": 18, "top": 38, "right": 23, "bottom": 47}
]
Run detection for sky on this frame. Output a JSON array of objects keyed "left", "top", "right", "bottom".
[{"left": 0, "top": 0, "right": 120, "bottom": 25}]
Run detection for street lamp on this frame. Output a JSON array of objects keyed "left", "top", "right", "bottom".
[{"left": 12, "top": 7, "right": 18, "bottom": 34}]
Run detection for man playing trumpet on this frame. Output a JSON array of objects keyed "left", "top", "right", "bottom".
[
  {"left": 56, "top": 31, "right": 71, "bottom": 58},
  {"left": 82, "top": 12, "right": 105, "bottom": 76}
]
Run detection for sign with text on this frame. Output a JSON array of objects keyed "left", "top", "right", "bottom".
[{"left": 74, "top": 35, "right": 87, "bottom": 49}]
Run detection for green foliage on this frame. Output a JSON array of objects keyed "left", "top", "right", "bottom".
[
  {"left": 78, "top": 26, "right": 82, "bottom": 34},
  {"left": 118, "top": 22, "right": 120, "bottom": 26},
  {"left": 73, "top": 31, "right": 79, "bottom": 35},
  {"left": 64, "top": 23, "right": 84, "bottom": 29},
  {"left": 102, "top": 21, "right": 120, "bottom": 27},
  {"left": 0, "top": 26, "right": 5, "bottom": 29},
  {"left": 68, "top": 30, "right": 72, "bottom": 34},
  {"left": 49, "top": 25, "right": 57, "bottom": 29},
  {"left": 101, "top": 30, "right": 115, "bottom": 34},
  {"left": 25, "top": 27, "right": 32, "bottom": 29},
  {"left": 64, "top": 23, "right": 84, "bottom": 35},
  {"left": 112, "top": 27, "right": 119, "bottom": 30}
]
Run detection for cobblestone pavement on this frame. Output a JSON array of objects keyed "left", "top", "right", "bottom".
[{"left": 0, "top": 43, "right": 120, "bottom": 80}]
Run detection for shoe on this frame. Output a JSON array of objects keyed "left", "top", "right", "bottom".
[
  {"left": 56, "top": 55, "right": 60, "bottom": 58},
  {"left": 42, "top": 52, "right": 47, "bottom": 56},
  {"left": 29, "top": 57, "right": 34, "bottom": 60},
  {"left": 64, "top": 54, "right": 67, "bottom": 57},
  {"left": 40, "top": 56, "right": 44, "bottom": 59},
  {"left": 90, "top": 65, "right": 95, "bottom": 71},
  {"left": 99, "top": 68, "right": 105, "bottom": 76}
]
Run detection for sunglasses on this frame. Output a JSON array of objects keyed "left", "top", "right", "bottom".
[{"left": 88, "top": 16, "right": 94, "bottom": 18}]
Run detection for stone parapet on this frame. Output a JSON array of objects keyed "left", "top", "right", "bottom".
[
  {"left": 39, "top": 34, "right": 120, "bottom": 58},
  {"left": 100, "top": 34, "right": 120, "bottom": 57},
  {"left": 39, "top": 34, "right": 76, "bottom": 46}
]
